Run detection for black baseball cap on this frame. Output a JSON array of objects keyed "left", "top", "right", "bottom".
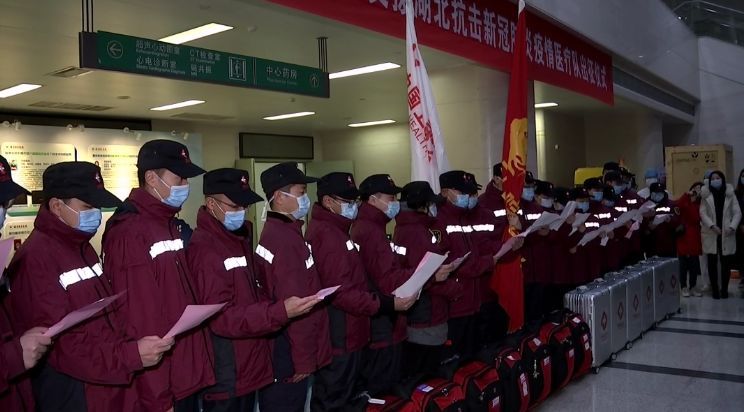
[
  {"left": 0, "top": 155, "right": 30, "bottom": 204},
  {"left": 492, "top": 163, "right": 503, "bottom": 178},
  {"left": 204, "top": 168, "right": 263, "bottom": 207},
  {"left": 583, "top": 177, "right": 604, "bottom": 191},
  {"left": 569, "top": 187, "right": 590, "bottom": 201},
  {"left": 525, "top": 171, "right": 536, "bottom": 185},
  {"left": 400, "top": 181, "right": 444, "bottom": 204},
  {"left": 535, "top": 180, "right": 554, "bottom": 196},
  {"left": 439, "top": 170, "right": 479, "bottom": 194},
  {"left": 137, "top": 139, "right": 206, "bottom": 179},
  {"left": 650, "top": 182, "right": 666, "bottom": 193},
  {"left": 317, "top": 172, "right": 360, "bottom": 200},
  {"left": 604, "top": 171, "right": 622, "bottom": 184},
  {"left": 553, "top": 187, "right": 570, "bottom": 205},
  {"left": 260, "top": 162, "right": 318, "bottom": 199},
  {"left": 43, "top": 162, "right": 122, "bottom": 208},
  {"left": 359, "top": 174, "right": 402, "bottom": 196},
  {"left": 603, "top": 162, "right": 620, "bottom": 173}
]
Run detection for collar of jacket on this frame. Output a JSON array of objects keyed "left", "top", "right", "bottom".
[
  {"left": 310, "top": 202, "right": 352, "bottom": 232},
  {"left": 34, "top": 205, "right": 95, "bottom": 247},
  {"left": 438, "top": 200, "right": 467, "bottom": 220},
  {"left": 266, "top": 211, "right": 304, "bottom": 234},
  {"left": 483, "top": 183, "right": 503, "bottom": 199},
  {"left": 395, "top": 209, "right": 434, "bottom": 227},
  {"left": 196, "top": 206, "right": 249, "bottom": 242},
  {"left": 357, "top": 202, "right": 390, "bottom": 226},
  {"left": 128, "top": 187, "right": 180, "bottom": 220}
]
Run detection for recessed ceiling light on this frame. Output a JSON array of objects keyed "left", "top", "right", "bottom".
[
  {"left": 0, "top": 83, "right": 42, "bottom": 98},
  {"left": 263, "top": 111, "right": 315, "bottom": 121},
  {"left": 159, "top": 23, "right": 233, "bottom": 44},
  {"left": 534, "top": 102, "right": 558, "bottom": 108},
  {"left": 348, "top": 120, "right": 396, "bottom": 128},
  {"left": 150, "top": 100, "right": 205, "bottom": 111},
  {"left": 329, "top": 63, "right": 400, "bottom": 79}
]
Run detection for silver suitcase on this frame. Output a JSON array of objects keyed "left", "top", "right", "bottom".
[
  {"left": 600, "top": 276, "right": 629, "bottom": 354},
  {"left": 626, "top": 263, "right": 657, "bottom": 330},
  {"left": 564, "top": 284, "right": 612, "bottom": 369},
  {"left": 640, "top": 258, "right": 670, "bottom": 323},
  {"left": 661, "top": 258, "right": 681, "bottom": 317},
  {"left": 619, "top": 269, "right": 644, "bottom": 341}
]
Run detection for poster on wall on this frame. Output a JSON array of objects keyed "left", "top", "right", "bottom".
[
  {"left": 1, "top": 216, "right": 35, "bottom": 251},
  {"left": 0, "top": 142, "right": 76, "bottom": 192},
  {"left": 86, "top": 144, "right": 140, "bottom": 200}
]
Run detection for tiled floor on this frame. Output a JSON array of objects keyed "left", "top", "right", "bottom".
[{"left": 537, "top": 279, "right": 744, "bottom": 411}]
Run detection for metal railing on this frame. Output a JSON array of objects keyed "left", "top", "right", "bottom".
[{"left": 664, "top": 0, "right": 744, "bottom": 46}]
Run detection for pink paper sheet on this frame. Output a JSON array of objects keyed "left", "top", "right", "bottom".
[
  {"left": 165, "top": 303, "right": 227, "bottom": 339},
  {"left": 316, "top": 285, "right": 341, "bottom": 300},
  {"left": 44, "top": 292, "right": 125, "bottom": 337}
]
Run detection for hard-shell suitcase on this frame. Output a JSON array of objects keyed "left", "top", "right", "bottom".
[
  {"left": 563, "top": 285, "right": 611, "bottom": 370},
  {"left": 659, "top": 258, "right": 681, "bottom": 317},
  {"left": 599, "top": 276, "right": 629, "bottom": 354},
  {"left": 627, "top": 263, "right": 656, "bottom": 330},
  {"left": 618, "top": 269, "right": 644, "bottom": 342},
  {"left": 642, "top": 257, "right": 679, "bottom": 322}
]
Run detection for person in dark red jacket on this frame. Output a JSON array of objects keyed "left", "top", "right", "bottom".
[
  {"left": 676, "top": 182, "right": 704, "bottom": 297},
  {"left": 601, "top": 185, "right": 626, "bottom": 272},
  {"left": 351, "top": 174, "right": 419, "bottom": 396},
  {"left": 102, "top": 140, "right": 214, "bottom": 412},
  {"left": 518, "top": 172, "right": 544, "bottom": 231},
  {"left": 566, "top": 188, "right": 592, "bottom": 285},
  {"left": 583, "top": 178, "right": 616, "bottom": 278},
  {"left": 436, "top": 171, "right": 501, "bottom": 359},
  {"left": 188, "top": 168, "right": 320, "bottom": 412},
  {"left": 394, "top": 181, "right": 460, "bottom": 379},
  {"left": 0, "top": 155, "right": 50, "bottom": 412},
  {"left": 307, "top": 172, "right": 413, "bottom": 410},
  {"left": 6, "top": 161, "right": 173, "bottom": 412},
  {"left": 643, "top": 183, "right": 679, "bottom": 258},
  {"left": 255, "top": 162, "right": 332, "bottom": 412},
  {"left": 479, "top": 163, "right": 514, "bottom": 235},
  {"left": 547, "top": 187, "right": 584, "bottom": 311}
]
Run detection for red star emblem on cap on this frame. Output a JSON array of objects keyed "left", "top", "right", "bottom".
[
  {"left": 180, "top": 148, "right": 191, "bottom": 164},
  {"left": 94, "top": 172, "right": 103, "bottom": 188},
  {"left": 240, "top": 175, "right": 248, "bottom": 189},
  {"left": 0, "top": 164, "right": 5, "bottom": 175}
]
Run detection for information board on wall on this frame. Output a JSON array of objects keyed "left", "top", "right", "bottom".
[
  {"left": 0, "top": 142, "right": 76, "bottom": 191},
  {"left": 87, "top": 144, "right": 139, "bottom": 200},
  {"left": 1, "top": 217, "right": 35, "bottom": 251}
]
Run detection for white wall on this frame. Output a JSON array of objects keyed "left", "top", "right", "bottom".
[
  {"left": 584, "top": 112, "right": 664, "bottom": 176},
  {"left": 317, "top": 64, "right": 537, "bottom": 188},
  {"left": 536, "top": 110, "right": 587, "bottom": 187},
  {"left": 689, "top": 37, "right": 744, "bottom": 174},
  {"left": 529, "top": 0, "right": 700, "bottom": 99}
]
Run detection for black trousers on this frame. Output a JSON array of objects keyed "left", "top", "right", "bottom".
[
  {"left": 202, "top": 393, "right": 255, "bottom": 412},
  {"left": 401, "top": 341, "right": 445, "bottom": 380},
  {"left": 258, "top": 379, "right": 309, "bottom": 412},
  {"left": 360, "top": 343, "right": 402, "bottom": 397},
  {"left": 707, "top": 252, "right": 733, "bottom": 297},
  {"left": 476, "top": 300, "right": 509, "bottom": 347},
  {"left": 447, "top": 315, "right": 478, "bottom": 359},
  {"left": 311, "top": 351, "right": 362, "bottom": 412},
  {"left": 524, "top": 282, "right": 546, "bottom": 322},
  {"left": 679, "top": 256, "right": 701, "bottom": 289}
]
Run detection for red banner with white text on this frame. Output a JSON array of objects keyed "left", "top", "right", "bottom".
[{"left": 268, "top": 0, "right": 614, "bottom": 105}]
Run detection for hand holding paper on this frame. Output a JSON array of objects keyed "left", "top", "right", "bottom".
[
  {"left": 652, "top": 214, "right": 671, "bottom": 226},
  {"left": 394, "top": 252, "right": 448, "bottom": 298},
  {"left": 450, "top": 252, "right": 471, "bottom": 271},
  {"left": 578, "top": 230, "right": 602, "bottom": 247},
  {"left": 284, "top": 294, "right": 325, "bottom": 319},
  {"left": 522, "top": 212, "right": 561, "bottom": 237},
  {"left": 550, "top": 202, "right": 577, "bottom": 231},
  {"left": 44, "top": 292, "right": 125, "bottom": 337},
  {"left": 165, "top": 303, "right": 227, "bottom": 339},
  {"left": 570, "top": 213, "right": 591, "bottom": 235}
]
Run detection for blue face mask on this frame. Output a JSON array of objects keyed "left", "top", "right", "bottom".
[
  {"left": 64, "top": 203, "right": 102, "bottom": 234},
  {"left": 710, "top": 179, "right": 723, "bottom": 189},
  {"left": 591, "top": 191, "right": 603, "bottom": 202},
  {"left": 467, "top": 196, "right": 478, "bottom": 210},
  {"left": 650, "top": 193, "right": 664, "bottom": 203},
  {"left": 453, "top": 194, "right": 469, "bottom": 209},
  {"left": 539, "top": 197, "right": 554, "bottom": 209},
  {"left": 613, "top": 184, "right": 624, "bottom": 195},
  {"left": 603, "top": 200, "right": 616, "bottom": 208},
  {"left": 577, "top": 201, "right": 590, "bottom": 212},
  {"left": 156, "top": 175, "right": 189, "bottom": 208},
  {"left": 522, "top": 188, "right": 535, "bottom": 202},
  {"left": 281, "top": 192, "right": 311, "bottom": 220},
  {"left": 339, "top": 201, "right": 359, "bottom": 220},
  {"left": 428, "top": 204, "right": 438, "bottom": 218}
]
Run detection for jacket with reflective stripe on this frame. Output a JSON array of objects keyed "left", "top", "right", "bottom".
[
  {"left": 643, "top": 198, "right": 679, "bottom": 258},
  {"left": 306, "top": 204, "right": 381, "bottom": 355},
  {"left": 433, "top": 202, "right": 495, "bottom": 318},
  {"left": 102, "top": 188, "right": 215, "bottom": 411},
  {"left": 0, "top": 289, "right": 32, "bottom": 411},
  {"left": 188, "top": 207, "right": 288, "bottom": 399},
  {"left": 350, "top": 203, "right": 410, "bottom": 348},
  {"left": 393, "top": 210, "right": 462, "bottom": 329},
  {"left": 254, "top": 212, "right": 331, "bottom": 375},
  {"left": 478, "top": 184, "right": 508, "bottom": 236},
  {"left": 5, "top": 207, "right": 142, "bottom": 412}
]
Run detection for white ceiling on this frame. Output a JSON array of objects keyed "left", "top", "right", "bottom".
[{"left": 0, "top": 0, "right": 654, "bottom": 133}]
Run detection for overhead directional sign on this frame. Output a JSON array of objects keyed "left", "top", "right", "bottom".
[{"left": 79, "top": 31, "right": 329, "bottom": 98}]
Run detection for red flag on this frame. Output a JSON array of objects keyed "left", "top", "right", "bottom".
[{"left": 490, "top": 0, "right": 529, "bottom": 332}]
